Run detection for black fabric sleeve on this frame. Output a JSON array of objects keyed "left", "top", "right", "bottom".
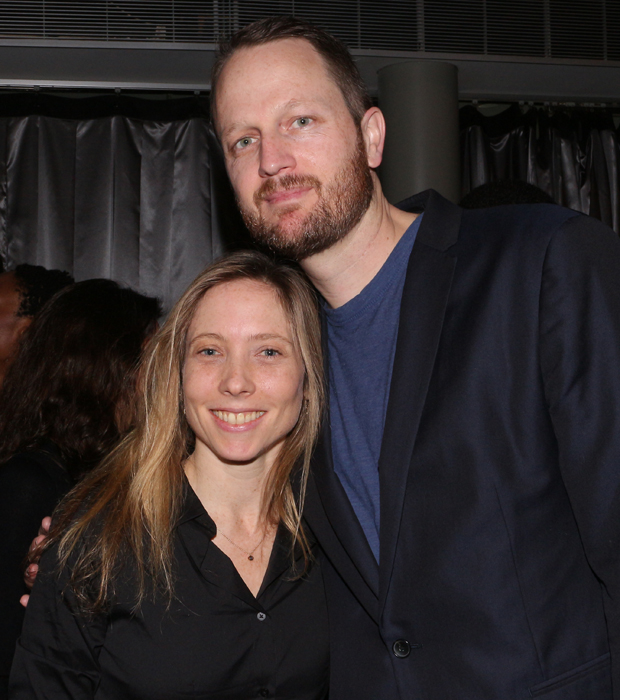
[
  {"left": 0, "top": 455, "right": 68, "bottom": 698},
  {"left": 8, "top": 545, "right": 107, "bottom": 699},
  {"left": 539, "top": 214, "right": 620, "bottom": 698}
]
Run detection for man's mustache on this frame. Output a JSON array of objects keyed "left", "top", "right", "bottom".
[{"left": 254, "top": 174, "right": 322, "bottom": 205}]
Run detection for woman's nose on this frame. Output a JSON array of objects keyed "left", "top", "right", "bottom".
[{"left": 219, "top": 358, "right": 255, "bottom": 396}]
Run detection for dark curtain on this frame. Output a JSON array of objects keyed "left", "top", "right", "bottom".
[
  {"left": 0, "top": 94, "right": 246, "bottom": 311},
  {"left": 460, "top": 104, "right": 620, "bottom": 234}
]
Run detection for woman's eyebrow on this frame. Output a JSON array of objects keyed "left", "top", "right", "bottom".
[
  {"left": 188, "top": 332, "right": 293, "bottom": 344},
  {"left": 250, "top": 333, "right": 294, "bottom": 345},
  {"left": 188, "top": 332, "right": 222, "bottom": 345}
]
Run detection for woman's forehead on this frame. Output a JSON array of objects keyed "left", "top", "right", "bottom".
[{"left": 187, "top": 279, "right": 294, "bottom": 340}]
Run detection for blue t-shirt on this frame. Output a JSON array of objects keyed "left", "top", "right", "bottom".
[{"left": 325, "top": 214, "right": 422, "bottom": 561}]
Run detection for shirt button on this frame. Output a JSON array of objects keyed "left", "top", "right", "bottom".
[
  {"left": 256, "top": 612, "right": 267, "bottom": 621},
  {"left": 392, "top": 639, "right": 411, "bottom": 658},
  {"left": 258, "top": 690, "right": 269, "bottom": 698}
]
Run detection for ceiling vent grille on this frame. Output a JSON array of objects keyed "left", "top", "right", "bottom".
[{"left": 0, "top": 1, "right": 618, "bottom": 62}]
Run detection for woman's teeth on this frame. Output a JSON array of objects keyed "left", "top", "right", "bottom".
[{"left": 212, "top": 410, "right": 265, "bottom": 425}]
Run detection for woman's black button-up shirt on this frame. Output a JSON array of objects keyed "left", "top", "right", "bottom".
[{"left": 10, "top": 485, "right": 329, "bottom": 700}]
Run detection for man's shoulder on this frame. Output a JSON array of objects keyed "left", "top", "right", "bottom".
[
  {"left": 398, "top": 190, "right": 618, "bottom": 263},
  {"left": 459, "top": 204, "right": 618, "bottom": 259},
  {"left": 461, "top": 202, "right": 581, "bottom": 231},
  {"left": 397, "top": 190, "right": 597, "bottom": 252}
]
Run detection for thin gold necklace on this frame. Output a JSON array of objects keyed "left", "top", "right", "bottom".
[{"left": 217, "top": 528, "right": 268, "bottom": 561}]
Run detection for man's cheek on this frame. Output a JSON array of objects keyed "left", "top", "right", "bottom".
[{"left": 228, "top": 171, "right": 254, "bottom": 207}]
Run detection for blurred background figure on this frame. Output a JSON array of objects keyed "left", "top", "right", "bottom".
[
  {"left": 459, "top": 180, "right": 555, "bottom": 208},
  {"left": 459, "top": 180, "right": 555, "bottom": 209},
  {"left": 0, "top": 279, "right": 161, "bottom": 700},
  {"left": 0, "top": 264, "right": 74, "bottom": 388}
]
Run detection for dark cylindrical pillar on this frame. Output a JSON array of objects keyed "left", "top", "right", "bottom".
[{"left": 378, "top": 61, "right": 460, "bottom": 204}]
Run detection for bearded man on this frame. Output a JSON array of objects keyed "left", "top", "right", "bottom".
[{"left": 209, "top": 15, "right": 620, "bottom": 700}]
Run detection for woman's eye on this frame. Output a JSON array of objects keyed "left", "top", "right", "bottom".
[
  {"left": 200, "top": 348, "right": 218, "bottom": 356},
  {"left": 293, "top": 117, "right": 312, "bottom": 128},
  {"left": 261, "top": 348, "right": 280, "bottom": 357}
]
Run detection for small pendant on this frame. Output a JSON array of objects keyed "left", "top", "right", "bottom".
[{"left": 248, "top": 555, "right": 254, "bottom": 561}]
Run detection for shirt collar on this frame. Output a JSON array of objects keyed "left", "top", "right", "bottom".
[
  {"left": 176, "top": 472, "right": 316, "bottom": 590},
  {"left": 176, "top": 477, "right": 217, "bottom": 537}
]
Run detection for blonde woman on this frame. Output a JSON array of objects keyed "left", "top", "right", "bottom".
[{"left": 10, "top": 251, "right": 328, "bottom": 700}]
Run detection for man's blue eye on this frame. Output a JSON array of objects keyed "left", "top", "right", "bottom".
[{"left": 235, "top": 137, "right": 254, "bottom": 149}]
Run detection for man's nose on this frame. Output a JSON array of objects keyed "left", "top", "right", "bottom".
[
  {"left": 258, "top": 134, "right": 296, "bottom": 177},
  {"left": 219, "top": 357, "right": 255, "bottom": 396}
]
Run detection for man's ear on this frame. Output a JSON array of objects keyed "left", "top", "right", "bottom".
[{"left": 360, "top": 107, "right": 386, "bottom": 169}]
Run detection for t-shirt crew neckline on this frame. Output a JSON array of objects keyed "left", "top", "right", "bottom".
[{"left": 324, "top": 214, "right": 423, "bottom": 326}]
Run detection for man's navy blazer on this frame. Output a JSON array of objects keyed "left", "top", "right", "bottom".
[{"left": 305, "top": 190, "right": 620, "bottom": 699}]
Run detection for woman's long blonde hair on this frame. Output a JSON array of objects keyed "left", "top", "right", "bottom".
[{"left": 50, "top": 251, "right": 324, "bottom": 612}]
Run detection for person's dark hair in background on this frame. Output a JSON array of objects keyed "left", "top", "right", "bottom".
[
  {"left": 0, "top": 279, "right": 161, "bottom": 478},
  {"left": 0, "top": 264, "right": 74, "bottom": 387},
  {"left": 459, "top": 180, "right": 555, "bottom": 208},
  {"left": 0, "top": 279, "right": 161, "bottom": 700},
  {"left": 13, "top": 264, "right": 75, "bottom": 319}
]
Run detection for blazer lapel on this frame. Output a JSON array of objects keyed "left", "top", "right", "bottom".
[
  {"left": 305, "top": 449, "right": 380, "bottom": 623},
  {"left": 378, "top": 190, "right": 461, "bottom": 604},
  {"left": 303, "top": 315, "right": 380, "bottom": 622},
  {"left": 310, "top": 421, "right": 379, "bottom": 583}
]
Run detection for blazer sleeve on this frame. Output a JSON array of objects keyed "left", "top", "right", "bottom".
[
  {"left": 539, "top": 214, "right": 620, "bottom": 697},
  {"left": 8, "top": 545, "right": 106, "bottom": 699}
]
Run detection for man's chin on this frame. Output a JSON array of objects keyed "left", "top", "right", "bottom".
[
  {"left": 258, "top": 224, "right": 311, "bottom": 255},
  {"left": 242, "top": 208, "right": 312, "bottom": 252},
  {"left": 261, "top": 203, "right": 305, "bottom": 227}
]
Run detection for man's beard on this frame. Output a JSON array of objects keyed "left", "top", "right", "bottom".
[{"left": 238, "top": 133, "right": 375, "bottom": 261}]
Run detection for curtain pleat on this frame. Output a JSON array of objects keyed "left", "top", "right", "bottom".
[
  {"left": 461, "top": 105, "right": 620, "bottom": 234},
  {"left": 74, "top": 117, "right": 142, "bottom": 284},
  {"left": 0, "top": 102, "right": 234, "bottom": 312},
  {"left": 0, "top": 119, "right": 8, "bottom": 268},
  {"left": 135, "top": 119, "right": 175, "bottom": 304},
  {"left": 6, "top": 117, "right": 77, "bottom": 270},
  {"left": 602, "top": 130, "right": 620, "bottom": 233},
  {"left": 166, "top": 118, "right": 221, "bottom": 310}
]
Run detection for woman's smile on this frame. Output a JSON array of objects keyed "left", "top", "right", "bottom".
[{"left": 210, "top": 409, "right": 266, "bottom": 427}]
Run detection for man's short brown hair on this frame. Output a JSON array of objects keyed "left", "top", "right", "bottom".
[{"left": 211, "top": 16, "right": 373, "bottom": 129}]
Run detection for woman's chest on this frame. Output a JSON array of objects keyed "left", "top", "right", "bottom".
[{"left": 97, "top": 552, "right": 329, "bottom": 700}]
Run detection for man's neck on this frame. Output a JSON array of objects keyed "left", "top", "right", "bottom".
[{"left": 300, "top": 181, "right": 417, "bottom": 309}]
